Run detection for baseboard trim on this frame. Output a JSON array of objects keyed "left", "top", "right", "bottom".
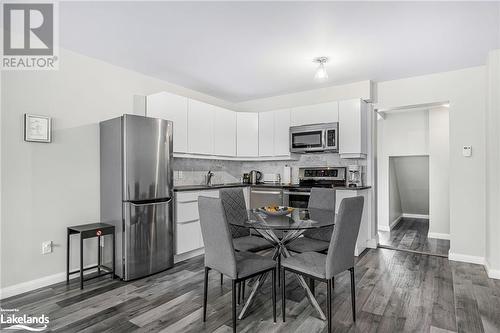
[
  {"left": 402, "top": 213, "right": 429, "bottom": 219},
  {"left": 0, "top": 265, "right": 98, "bottom": 300},
  {"left": 174, "top": 247, "right": 204, "bottom": 264},
  {"left": 366, "top": 237, "right": 378, "bottom": 249},
  {"left": 485, "top": 260, "right": 500, "bottom": 280},
  {"left": 428, "top": 232, "right": 450, "bottom": 240},
  {"left": 448, "top": 252, "right": 485, "bottom": 265},
  {"left": 390, "top": 215, "right": 403, "bottom": 229}
]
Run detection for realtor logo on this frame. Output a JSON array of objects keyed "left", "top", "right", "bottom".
[{"left": 2, "top": 2, "right": 59, "bottom": 70}]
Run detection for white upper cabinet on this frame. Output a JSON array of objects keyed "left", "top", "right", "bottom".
[
  {"left": 338, "top": 98, "right": 367, "bottom": 158},
  {"left": 146, "top": 92, "right": 188, "bottom": 153},
  {"left": 188, "top": 99, "right": 215, "bottom": 155},
  {"left": 273, "top": 109, "right": 291, "bottom": 156},
  {"left": 237, "top": 112, "right": 259, "bottom": 157},
  {"left": 214, "top": 106, "right": 236, "bottom": 156},
  {"left": 258, "top": 112, "right": 274, "bottom": 157},
  {"left": 291, "top": 101, "right": 339, "bottom": 126}
]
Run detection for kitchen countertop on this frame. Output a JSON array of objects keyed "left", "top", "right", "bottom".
[{"left": 173, "top": 183, "right": 371, "bottom": 192}]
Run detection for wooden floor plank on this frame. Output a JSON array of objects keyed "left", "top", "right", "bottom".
[{"left": 1, "top": 248, "right": 499, "bottom": 333}]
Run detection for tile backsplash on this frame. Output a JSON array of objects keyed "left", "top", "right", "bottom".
[{"left": 173, "top": 153, "right": 367, "bottom": 186}]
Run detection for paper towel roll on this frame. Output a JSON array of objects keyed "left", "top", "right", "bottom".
[{"left": 282, "top": 166, "right": 291, "bottom": 184}]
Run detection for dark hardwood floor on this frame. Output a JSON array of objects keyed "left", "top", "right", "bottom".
[
  {"left": 378, "top": 218, "right": 450, "bottom": 256},
  {"left": 2, "top": 248, "right": 499, "bottom": 333}
]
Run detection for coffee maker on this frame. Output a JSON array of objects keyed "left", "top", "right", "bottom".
[{"left": 347, "top": 165, "right": 363, "bottom": 188}]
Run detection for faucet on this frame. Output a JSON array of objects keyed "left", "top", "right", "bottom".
[{"left": 206, "top": 170, "right": 214, "bottom": 186}]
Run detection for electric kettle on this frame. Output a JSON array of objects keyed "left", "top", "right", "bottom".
[{"left": 249, "top": 170, "right": 263, "bottom": 185}]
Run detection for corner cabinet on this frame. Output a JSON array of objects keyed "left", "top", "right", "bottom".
[
  {"left": 146, "top": 92, "right": 188, "bottom": 153},
  {"left": 237, "top": 112, "right": 259, "bottom": 157},
  {"left": 338, "top": 99, "right": 368, "bottom": 159}
]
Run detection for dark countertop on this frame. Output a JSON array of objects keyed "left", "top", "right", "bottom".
[{"left": 174, "top": 183, "right": 371, "bottom": 192}]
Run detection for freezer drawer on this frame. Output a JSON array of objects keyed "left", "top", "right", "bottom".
[{"left": 123, "top": 199, "right": 173, "bottom": 280}]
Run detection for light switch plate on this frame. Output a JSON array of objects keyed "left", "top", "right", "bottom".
[
  {"left": 463, "top": 145, "right": 472, "bottom": 157},
  {"left": 42, "top": 241, "right": 53, "bottom": 254}
]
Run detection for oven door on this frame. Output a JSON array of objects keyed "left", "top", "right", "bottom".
[
  {"left": 290, "top": 130, "right": 324, "bottom": 153},
  {"left": 283, "top": 190, "right": 310, "bottom": 209}
]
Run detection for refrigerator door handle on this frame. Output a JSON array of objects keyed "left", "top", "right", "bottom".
[{"left": 128, "top": 198, "right": 173, "bottom": 206}]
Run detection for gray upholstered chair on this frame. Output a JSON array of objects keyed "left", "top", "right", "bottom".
[
  {"left": 198, "top": 196, "right": 277, "bottom": 333},
  {"left": 281, "top": 196, "right": 364, "bottom": 333},
  {"left": 219, "top": 188, "right": 273, "bottom": 298},
  {"left": 287, "top": 188, "right": 336, "bottom": 253},
  {"left": 220, "top": 188, "right": 272, "bottom": 253}
]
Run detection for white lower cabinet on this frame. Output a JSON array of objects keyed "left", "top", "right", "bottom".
[
  {"left": 174, "top": 189, "right": 220, "bottom": 255},
  {"left": 336, "top": 189, "right": 370, "bottom": 256}
]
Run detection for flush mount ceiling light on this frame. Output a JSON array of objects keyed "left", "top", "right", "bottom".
[{"left": 313, "top": 56, "right": 329, "bottom": 81}]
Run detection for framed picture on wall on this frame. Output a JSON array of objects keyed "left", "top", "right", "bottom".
[{"left": 24, "top": 114, "right": 52, "bottom": 143}]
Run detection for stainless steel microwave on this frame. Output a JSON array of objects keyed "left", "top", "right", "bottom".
[{"left": 289, "top": 122, "right": 338, "bottom": 153}]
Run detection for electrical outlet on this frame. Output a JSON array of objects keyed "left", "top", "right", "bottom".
[{"left": 42, "top": 241, "right": 53, "bottom": 254}]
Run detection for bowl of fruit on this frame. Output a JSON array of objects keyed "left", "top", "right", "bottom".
[{"left": 259, "top": 206, "right": 294, "bottom": 216}]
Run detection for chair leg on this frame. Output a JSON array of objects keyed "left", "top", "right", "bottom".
[
  {"left": 350, "top": 267, "right": 356, "bottom": 322},
  {"left": 309, "top": 278, "right": 315, "bottom": 296},
  {"left": 242, "top": 281, "right": 245, "bottom": 301},
  {"left": 277, "top": 254, "right": 281, "bottom": 287},
  {"left": 281, "top": 267, "right": 286, "bottom": 322},
  {"left": 272, "top": 268, "right": 276, "bottom": 323},
  {"left": 220, "top": 273, "right": 223, "bottom": 286},
  {"left": 232, "top": 280, "right": 237, "bottom": 333},
  {"left": 203, "top": 267, "right": 210, "bottom": 322},
  {"left": 238, "top": 282, "right": 241, "bottom": 305},
  {"left": 327, "top": 279, "right": 332, "bottom": 333}
]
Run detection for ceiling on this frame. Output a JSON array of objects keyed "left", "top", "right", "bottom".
[{"left": 60, "top": 2, "right": 500, "bottom": 102}]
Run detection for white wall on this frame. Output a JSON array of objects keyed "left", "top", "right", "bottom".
[
  {"left": 377, "top": 109, "right": 430, "bottom": 230},
  {"left": 429, "top": 108, "right": 450, "bottom": 237},
  {"left": 485, "top": 49, "right": 500, "bottom": 277},
  {"left": 232, "top": 80, "right": 372, "bottom": 112},
  {"left": 376, "top": 66, "right": 485, "bottom": 260},
  {"left": 392, "top": 156, "right": 430, "bottom": 216},
  {"left": 0, "top": 48, "right": 235, "bottom": 294},
  {"left": 388, "top": 158, "right": 402, "bottom": 228}
]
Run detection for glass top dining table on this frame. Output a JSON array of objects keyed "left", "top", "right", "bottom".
[{"left": 229, "top": 207, "right": 336, "bottom": 321}]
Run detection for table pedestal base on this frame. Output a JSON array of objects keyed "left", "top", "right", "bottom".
[{"left": 237, "top": 228, "right": 326, "bottom": 321}]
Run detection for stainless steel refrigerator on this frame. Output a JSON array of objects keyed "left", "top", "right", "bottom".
[{"left": 100, "top": 114, "right": 174, "bottom": 281}]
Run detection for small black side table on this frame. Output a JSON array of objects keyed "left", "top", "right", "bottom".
[{"left": 66, "top": 223, "right": 115, "bottom": 289}]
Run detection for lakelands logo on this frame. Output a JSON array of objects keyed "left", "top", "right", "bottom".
[
  {"left": 0, "top": 308, "right": 49, "bottom": 331},
  {"left": 1, "top": 1, "right": 59, "bottom": 70}
]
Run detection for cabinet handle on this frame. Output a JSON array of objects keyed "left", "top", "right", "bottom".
[
  {"left": 251, "top": 190, "right": 282, "bottom": 195},
  {"left": 177, "top": 219, "right": 199, "bottom": 225}
]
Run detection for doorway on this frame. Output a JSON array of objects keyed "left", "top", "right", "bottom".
[{"left": 376, "top": 106, "right": 450, "bottom": 257}]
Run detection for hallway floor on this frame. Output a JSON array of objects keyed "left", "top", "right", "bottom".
[{"left": 378, "top": 217, "right": 450, "bottom": 256}]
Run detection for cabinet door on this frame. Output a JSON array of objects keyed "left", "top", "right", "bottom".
[
  {"left": 237, "top": 112, "right": 259, "bottom": 157},
  {"left": 214, "top": 107, "right": 236, "bottom": 156},
  {"left": 338, "top": 99, "right": 367, "bottom": 158},
  {"left": 146, "top": 92, "right": 188, "bottom": 153},
  {"left": 291, "top": 101, "right": 339, "bottom": 126},
  {"left": 188, "top": 99, "right": 215, "bottom": 154},
  {"left": 258, "top": 112, "right": 274, "bottom": 157},
  {"left": 176, "top": 220, "right": 202, "bottom": 254},
  {"left": 273, "top": 109, "right": 291, "bottom": 156}
]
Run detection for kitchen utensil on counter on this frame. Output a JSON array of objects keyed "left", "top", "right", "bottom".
[
  {"left": 347, "top": 165, "right": 363, "bottom": 187},
  {"left": 249, "top": 170, "right": 263, "bottom": 185},
  {"left": 282, "top": 166, "right": 291, "bottom": 184}
]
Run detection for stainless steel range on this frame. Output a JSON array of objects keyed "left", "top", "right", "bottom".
[{"left": 283, "top": 167, "right": 346, "bottom": 208}]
